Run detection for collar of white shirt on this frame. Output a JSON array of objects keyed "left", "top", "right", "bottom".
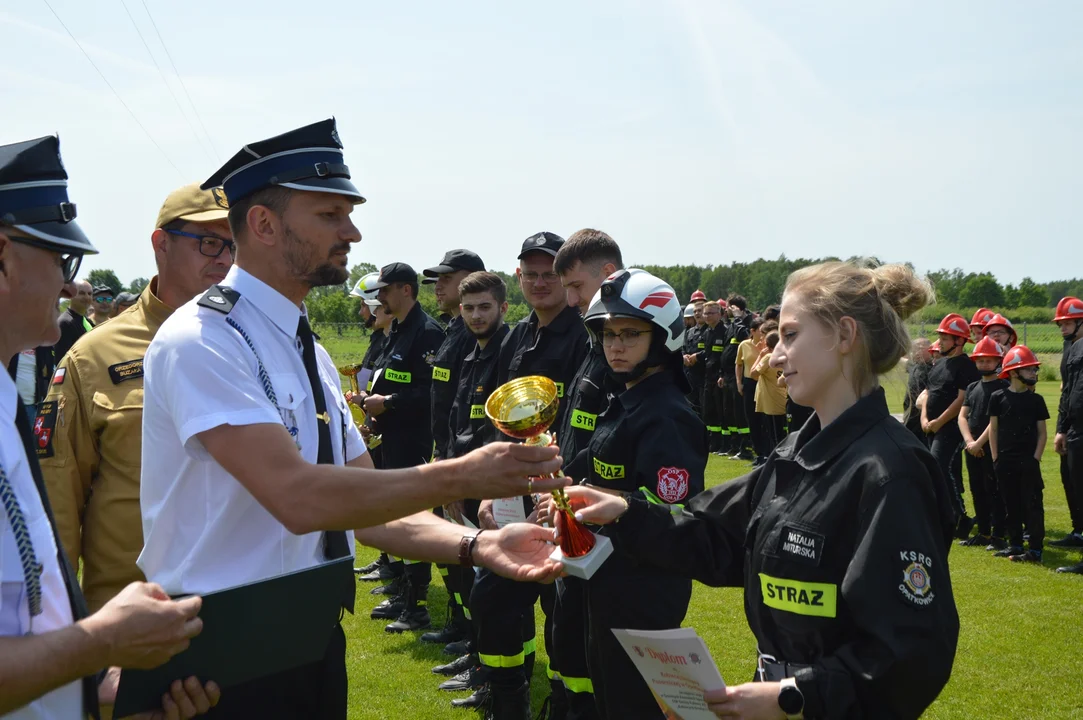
[{"left": 221, "top": 265, "right": 312, "bottom": 339}]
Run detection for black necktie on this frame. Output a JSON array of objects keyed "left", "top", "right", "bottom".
[
  {"left": 296, "top": 317, "right": 355, "bottom": 612},
  {"left": 12, "top": 394, "right": 101, "bottom": 719}
]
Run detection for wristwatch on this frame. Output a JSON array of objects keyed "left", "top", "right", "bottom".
[{"left": 778, "top": 677, "right": 804, "bottom": 719}]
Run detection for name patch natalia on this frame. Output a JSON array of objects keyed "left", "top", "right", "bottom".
[{"left": 778, "top": 526, "right": 825, "bottom": 566}]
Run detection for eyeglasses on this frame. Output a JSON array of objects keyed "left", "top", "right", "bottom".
[
  {"left": 601, "top": 328, "right": 647, "bottom": 347},
  {"left": 521, "top": 271, "right": 559, "bottom": 284},
  {"left": 93, "top": 296, "right": 114, "bottom": 303},
  {"left": 5, "top": 233, "right": 83, "bottom": 283},
  {"left": 166, "top": 229, "right": 235, "bottom": 258}
]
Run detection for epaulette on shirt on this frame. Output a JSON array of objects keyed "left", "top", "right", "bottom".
[{"left": 196, "top": 285, "right": 241, "bottom": 314}]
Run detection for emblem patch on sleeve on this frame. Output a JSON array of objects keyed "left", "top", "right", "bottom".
[
  {"left": 656, "top": 467, "right": 689, "bottom": 503},
  {"left": 34, "top": 401, "right": 58, "bottom": 459},
  {"left": 52, "top": 367, "right": 66, "bottom": 385},
  {"left": 898, "top": 550, "right": 935, "bottom": 607}
]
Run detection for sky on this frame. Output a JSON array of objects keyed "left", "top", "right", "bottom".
[{"left": 3, "top": 0, "right": 1081, "bottom": 289}]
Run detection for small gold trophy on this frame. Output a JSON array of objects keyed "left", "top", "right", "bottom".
[
  {"left": 338, "top": 363, "right": 381, "bottom": 449},
  {"left": 485, "top": 375, "right": 612, "bottom": 579}
]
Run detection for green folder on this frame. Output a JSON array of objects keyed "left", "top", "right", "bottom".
[{"left": 114, "top": 557, "right": 353, "bottom": 717}]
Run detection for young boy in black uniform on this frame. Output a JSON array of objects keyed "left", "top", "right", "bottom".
[
  {"left": 432, "top": 272, "right": 511, "bottom": 704},
  {"left": 579, "top": 269, "right": 707, "bottom": 720},
  {"left": 957, "top": 337, "right": 1009, "bottom": 548},
  {"left": 989, "top": 346, "right": 1049, "bottom": 563},
  {"left": 470, "top": 231, "right": 590, "bottom": 718},
  {"left": 547, "top": 229, "right": 623, "bottom": 719},
  {"left": 684, "top": 290, "right": 707, "bottom": 412},
  {"left": 698, "top": 301, "right": 725, "bottom": 453},
  {"left": 922, "top": 313, "right": 981, "bottom": 537},
  {"left": 364, "top": 262, "right": 446, "bottom": 631},
  {"left": 420, "top": 249, "right": 486, "bottom": 650},
  {"left": 719, "top": 294, "right": 752, "bottom": 458}
]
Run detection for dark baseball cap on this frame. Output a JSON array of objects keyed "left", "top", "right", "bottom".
[
  {"left": 517, "top": 231, "right": 564, "bottom": 260},
  {"left": 92, "top": 285, "right": 115, "bottom": 297},
  {"left": 367, "top": 262, "right": 418, "bottom": 289},
  {"left": 422, "top": 249, "right": 485, "bottom": 283}
]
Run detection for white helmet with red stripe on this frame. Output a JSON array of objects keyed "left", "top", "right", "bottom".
[{"left": 584, "top": 269, "right": 685, "bottom": 352}]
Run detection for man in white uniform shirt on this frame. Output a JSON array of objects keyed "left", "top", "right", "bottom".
[
  {"left": 137, "top": 120, "right": 566, "bottom": 718},
  {"left": 0, "top": 135, "right": 217, "bottom": 719}
]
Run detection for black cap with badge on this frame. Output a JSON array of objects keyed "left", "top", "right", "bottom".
[
  {"left": 367, "top": 262, "right": 418, "bottom": 290},
  {"left": 201, "top": 118, "right": 365, "bottom": 206},
  {"left": 517, "top": 231, "right": 564, "bottom": 260},
  {"left": 422, "top": 249, "right": 485, "bottom": 284},
  {"left": 0, "top": 135, "right": 97, "bottom": 256}
]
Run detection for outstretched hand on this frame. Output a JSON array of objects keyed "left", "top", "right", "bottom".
[
  {"left": 562, "top": 486, "right": 629, "bottom": 527},
  {"left": 473, "top": 524, "right": 563, "bottom": 583}
]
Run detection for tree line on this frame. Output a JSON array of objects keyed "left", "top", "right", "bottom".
[{"left": 86, "top": 257, "right": 1083, "bottom": 326}]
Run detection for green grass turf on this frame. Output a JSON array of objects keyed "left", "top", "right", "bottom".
[{"left": 328, "top": 332, "right": 1081, "bottom": 719}]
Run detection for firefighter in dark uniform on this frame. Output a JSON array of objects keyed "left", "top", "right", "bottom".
[
  {"left": 546, "top": 229, "right": 624, "bottom": 719},
  {"left": 470, "top": 231, "right": 589, "bottom": 718},
  {"left": 1054, "top": 296, "right": 1083, "bottom": 572},
  {"left": 719, "top": 295, "right": 752, "bottom": 458},
  {"left": 434, "top": 271, "right": 512, "bottom": 705},
  {"left": 421, "top": 249, "right": 486, "bottom": 649},
  {"left": 699, "top": 301, "right": 726, "bottom": 453},
  {"left": 363, "top": 262, "right": 445, "bottom": 632},
  {"left": 684, "top": 290, "right": 708, "bottom": 413},
  {"left": 576, "top": 269, "right": 707, "bottom": 720},
  {"left": 566, "top": 260, "right": 959, "bottom": 720}
]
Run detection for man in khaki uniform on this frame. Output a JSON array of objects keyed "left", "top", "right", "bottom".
[{"left": 37, "top": 183, "right": 232, "bottom": 613}]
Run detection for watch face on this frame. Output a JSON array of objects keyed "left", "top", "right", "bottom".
[{"left": 779, "top": 686, "right": 804, "bottom": 714}]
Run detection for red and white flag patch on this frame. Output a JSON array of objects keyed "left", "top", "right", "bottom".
[
  {"left": 52, "top": 367, "right": 66, "bottom": 385},
  {"left": 657, "top": 467, "right": 689, "bottom": 503}
]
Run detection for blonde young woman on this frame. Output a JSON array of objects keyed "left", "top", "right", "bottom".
[{"left": 565, "top": 261, "right": 959, "bottom": 720}]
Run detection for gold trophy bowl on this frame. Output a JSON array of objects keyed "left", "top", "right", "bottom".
[
  {"left": 338, "top": 363, "right": 381, "bottom": 449},
  {"left": 485, "top": 375, "right": 560, "bottom": 442},
  {"left": 485, "top": 375, "right": 612, "bottom": 577}
]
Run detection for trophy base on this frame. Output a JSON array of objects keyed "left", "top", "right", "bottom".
[{"left": 549, "top": 534, "right": 612, "bottom": 580}]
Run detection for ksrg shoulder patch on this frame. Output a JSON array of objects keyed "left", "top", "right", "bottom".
[{"left": 898, "top": 549, "right": 935, "bottom": 607}]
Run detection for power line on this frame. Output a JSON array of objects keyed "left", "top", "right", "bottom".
[
  {"left": 138, "top": 0, "right": 222, "bottom": 162},
  {"left": 40, "top": 0, "right": 185, "bottom": 179},
  {"left": 117, "top": 0, "right": 216, "bottom": 164}
]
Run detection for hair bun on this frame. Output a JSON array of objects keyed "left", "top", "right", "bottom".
[{"left": 870, "top": 264, "right": 935, "bottom": 321}]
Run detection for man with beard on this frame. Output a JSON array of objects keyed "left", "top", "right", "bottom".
[
  {"left": 54, "top": 278, "right": 93, "bottom": 360},
  {"left": 139, "top": 120, "right": 568, "bottom": 718},
  {"left": 433, "top": 271, "right": 511, "bottom": 707},
  {"left": 419, "top": 249, "right": 486, "bottom": 648},
  {"left": 363, "top": 262, "right": 446, "bottom": 633}
]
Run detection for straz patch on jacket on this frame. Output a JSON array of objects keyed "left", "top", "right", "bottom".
[
  {"left": 384, "top": 369, "right": 412, "bottom": 383},
  {"left": 777, "top": 526, "right": 825, "bottom": 566},
  {"left": 433, "top": 366, "right": 451, "bottom": 382},
  {"left": 898, "top": 549, "right": 935, "bottom": 607},
  {"left": 34, "top": 401, "right": 58, "bottom": 459},
  {"left": 592, "top": 457, "right": 625, "bottom": 480},
  {"left": 555, "top": 382, "right": 564, "bottom": 398},
  {"left": 570, "top": 409, "right": 597, "bottom": 432},
  {"left": 758, "top": 573, "right": 837, "bottom": 618},
  {"left": 108, "top": 359, "right": 144, "bottom": 385},
  {"left": 470, "top": 405, "right": 486, "bottom": 419}
]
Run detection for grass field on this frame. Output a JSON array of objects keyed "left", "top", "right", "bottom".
[{"left": 326, "top": 333, "right": 1082, "bottom": 719}]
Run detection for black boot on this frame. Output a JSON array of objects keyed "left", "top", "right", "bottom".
[
  {"left": 370, "top": 590, "right": 406, "bottom": 620},
  {"left": 537, "top": 679, "right": 568, "bottom": 719},
  {"left": 439, "top": 664, "right": 486, "bottom": 691},
  {"left": 370, "top": 574, "right": 405, "bottom": 596},
  {"left": 385, "top": 582, "right": 431, "bottom": 633},
  {"left": 433, "top": 652, "right": 477, "bottom": 676},
  {"left": 421, "top": 600, "right": 469, "bottom": 644},
  {"left": 359, "top": 558, "right": 403, "bottom": 582},
  {"left": 451, "top": 683, "right": 489, "bottom": 709},
  {"left": 484, "top": 681, "right": 531, "bottom": 720},
  {"left": 354, "top": 552, "right": 387, "bottom": 576},
  {"left": 444, "top": 638, "right": 473, "bottom": 656}
]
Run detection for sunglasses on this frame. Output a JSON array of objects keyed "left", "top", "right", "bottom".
[
  {"left": 6, "top": 232, "right": 83, "bottom": 283},
  {"left": 94, "top": 296, "right": 114, "bottom": 303}
]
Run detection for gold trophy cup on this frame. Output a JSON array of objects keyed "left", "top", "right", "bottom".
[
  {"left": 338, "top": 363, "right": 381, "bottom": 449},
  {"left": 485, "top": 375, "right": 612, "bottom": 578}
]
